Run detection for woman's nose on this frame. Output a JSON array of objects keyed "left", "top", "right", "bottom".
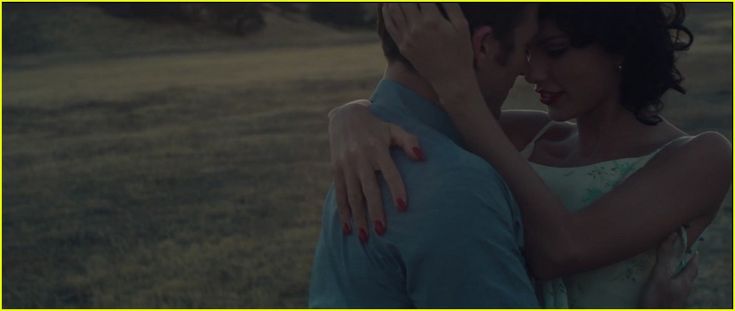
[
  {"left": 523, "top": 54, "right": 546, "bottom": 84},
  {"left": 518, "top": 57, "right": 531, "bottom": 78}
]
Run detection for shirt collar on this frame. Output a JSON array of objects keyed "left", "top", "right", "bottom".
[{"left": 370, "top": 79, "right": 463, "bottom": 145}]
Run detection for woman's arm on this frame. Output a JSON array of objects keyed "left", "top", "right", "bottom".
[
  {"left": 328, "top": 100, "right": 425, "bottom": 241},
  {"left": 442, "top": 85, "right": 730, "bottom": 279},
  {"left": 327, "top": 101, "right": 549, "bottom": 238},
  {"left": 384, "top": 3, "right": 732, "bottom": 279},
  {"left": 498, "top": 110, "right": 558, "bottom": 151}
]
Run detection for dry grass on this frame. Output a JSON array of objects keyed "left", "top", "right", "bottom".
[
  {"left": 3, "top": 3, "right": 732, "bottom": 308},
  {"left": 4, "top": 42, "right": 384, "bottom": 307}
]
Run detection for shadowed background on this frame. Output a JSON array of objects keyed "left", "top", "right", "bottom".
[{"left": 3, "top": 3, "right": 732, "bottom": 308}]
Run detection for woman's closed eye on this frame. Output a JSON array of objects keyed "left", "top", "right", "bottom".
[
  {"left": 546, "top": 47, "right": 568, "bottom": 58},
  {"left": 543, "top": 41, "right": 570, "bottom": 58},
  {"left": 537, "top": 36, "right": 571, "bottom": 59}
]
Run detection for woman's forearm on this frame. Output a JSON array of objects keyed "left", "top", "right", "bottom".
[
  {"left": 328, "top": 99, "right": 371, "bottom": 120},
  {"left": 440, "top": 87, "right": 580, "bottom": 279}
]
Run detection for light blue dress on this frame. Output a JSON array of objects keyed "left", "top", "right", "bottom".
[{"left": 521, "top": 122, "right": 701, "bottom": 308}]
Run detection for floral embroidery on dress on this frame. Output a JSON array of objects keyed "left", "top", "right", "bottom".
[{"left": 614, "top": 254, "right": 652, "bottom": 282}]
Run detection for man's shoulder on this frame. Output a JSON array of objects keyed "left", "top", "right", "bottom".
[
  {"left": 368, "top": 99, "right": 512, "bottom": 207},
  {"left": 389, "top": 134, "right": 518, "bottom": 231},
  {"left": 373, "top": 112, "right": 498, "bottom": 179},
  {"left": 402, "top": 139, "right": 506, "bottom": 195},
  {"left": 393, "top": 143, "right": 513, "bottom": 221}
]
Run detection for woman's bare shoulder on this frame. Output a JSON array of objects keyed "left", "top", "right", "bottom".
[
  {"left": 655, "top": 131, "right": 732, "bottom": 162},
  {"left": 644, "top": 132, "right": 732, "bottom": 209}
]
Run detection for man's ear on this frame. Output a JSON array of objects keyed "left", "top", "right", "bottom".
[{"left": 471, "top": 25, "right": 499, "bottom": 66}]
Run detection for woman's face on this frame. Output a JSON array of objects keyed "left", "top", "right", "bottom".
[{"left": 524, "top": 19, "right": 623, "bottom": 121}]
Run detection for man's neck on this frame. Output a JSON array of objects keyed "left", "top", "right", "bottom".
[
  {"left": 383, "top": 62, "right": 441, "bottom": 105},
  {"left": 373, "top": 62, "right": 464, "bottom": 145}
]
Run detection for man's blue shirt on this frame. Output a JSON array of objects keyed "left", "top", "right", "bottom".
[{"left": 308, "top": 79, "right": 538, "bottom": 308}]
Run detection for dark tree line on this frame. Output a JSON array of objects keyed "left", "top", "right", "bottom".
[
  {"left": 95, "top": 3, "right": 376, "bottom": 36},
  {"left": 307, "top": 4, "right": 376, "bottom": 29}
]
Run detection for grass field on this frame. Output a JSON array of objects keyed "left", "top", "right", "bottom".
[{"left": 3, "top": 3, "right": 733, "bottom": 308}]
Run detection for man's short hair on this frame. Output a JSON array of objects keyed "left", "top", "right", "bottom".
[{"left": 377, "top": 3, "right": 529, "bottom": 70}]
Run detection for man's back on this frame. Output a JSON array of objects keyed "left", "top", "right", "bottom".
[{"left": 308, "top": 80, "right": 538, "bottom": 308}]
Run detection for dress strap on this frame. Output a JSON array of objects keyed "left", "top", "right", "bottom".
[
  {"left": 658, "top": 135, "right": 692, "bottom": 151},
  {"left": 520, "top": 122, "right": 555, "bottom": 159},
  {"left": 628, "top": 135, "right": 694, "bottom": 171},
  {"left": 646, "top": 135, "right": 694, "bottom": 159}
]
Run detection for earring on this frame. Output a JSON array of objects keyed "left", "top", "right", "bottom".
[{"left": 617, "top": 64, "right": 623, "bottom": 72}]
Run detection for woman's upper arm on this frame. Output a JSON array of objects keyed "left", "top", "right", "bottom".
[
  {"left": 498, "top": 110, "right": 552, "bottom": 151},
  {"left": 555, "top": 132, "right": 732, "bottom": 276}
]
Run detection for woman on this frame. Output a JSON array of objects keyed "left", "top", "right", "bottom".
[{"left": 327, "top": 3, "right": 732, "bottom": 308}]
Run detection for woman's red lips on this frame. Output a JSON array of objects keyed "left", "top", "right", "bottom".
[{"left": 538, "top": 91, "right": 564, "bottom": 105}]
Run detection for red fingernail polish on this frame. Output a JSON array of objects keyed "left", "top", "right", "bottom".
[
  {"left": 397, "top": 198, "right": 408, "bottom": 212},
  {"left": 374, "top": 220, "right": 386, "bottom": 236},
  {"left": 342, "top": 223, "right": 351, "bottom": 235},
  {"left": 359, "top": 228, "right": 369, "bottom": 243},
  {"left": 412, "top": 147, "right": 426, "bottom": 161}
]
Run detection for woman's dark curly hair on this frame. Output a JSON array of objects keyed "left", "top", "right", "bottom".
[{"left": 539, "top": 3, "right": 693, "bottom": 125}]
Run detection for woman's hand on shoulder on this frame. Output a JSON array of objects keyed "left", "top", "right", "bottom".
[{"left": 328, "top": 99, "right": 424, "bottom": 242}]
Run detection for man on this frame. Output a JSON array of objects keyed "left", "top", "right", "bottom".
[{"left": 309, "top": 3, "right": 541, "bottom": 307}]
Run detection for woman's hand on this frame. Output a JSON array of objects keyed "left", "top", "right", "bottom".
[
  {"left": 382, "top": 3, "right": 478, "bottom": 98},
  {"left": 639, "top": 232, "right": 700, "bottom": 307},
  {"left": 328, "top": 100, "right": 424, "bottom": 243}
]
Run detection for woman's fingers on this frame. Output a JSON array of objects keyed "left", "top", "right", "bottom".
[
  {"left": 398, "top": 3, "right": 420, "bottom": 24},
  {"left": 376, "top": 149, "right": 408, "bottom": 213},
  {"left": 668, "top": 252, "right": 699, "bottom": 307},
  {"left": 358, "top": 163, "right": 386, "bottom": 237},
  {"left": 333, "top": 168, "right": 352, "bottom": 235},
  {"left": 383, "top": 3, "right": 406, "bottom": 43},
  {"left": 640, "top": 232, "right": 693, "bottom": 308},
  {"left": 388, "top": 123, "right": 425, "bottom": 161},
  {"left": 344, "top": 168, "right": 369, "bottom": 244},
  {"left": 441, "top": 3, "right": 468, "bottom": 30},
  {"left": 652, "top": 232, "right": 680, "bottom": 278},
  {"left": 674, "top": 251, "right": 699, "bottom": 286},
  {"left": 418, "top": 3, "right": 440, "bottom": 20}
]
